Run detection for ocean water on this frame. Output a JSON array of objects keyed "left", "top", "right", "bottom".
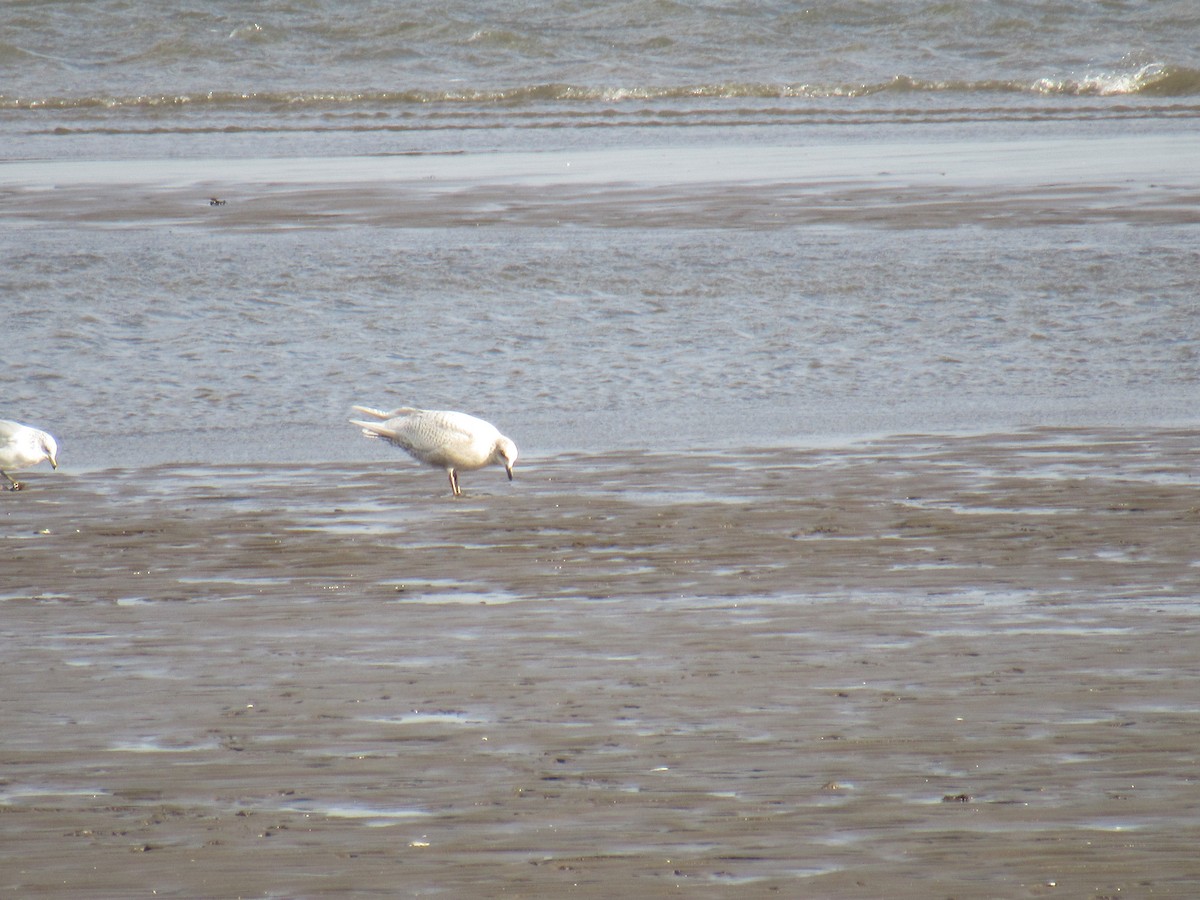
[{"left": 2, "top": 0, "right": 1198, "bottom": 465}]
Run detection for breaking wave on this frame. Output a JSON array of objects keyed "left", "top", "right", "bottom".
[{"left": 4, "top": 64, "right": 1198, "bottom": 112}]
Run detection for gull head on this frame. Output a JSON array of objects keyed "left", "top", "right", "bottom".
[
  {"left": 495, "top": 436, "right": 518, "bottom": 481},
  {"left": 42, "top": 432, "right": 59, "bottom": 469}
]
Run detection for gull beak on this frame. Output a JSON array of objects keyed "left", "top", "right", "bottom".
[
  {"left": 50, "top": 457, "right": 58, "bottom": 470},
  {"left": 506, "top": 464, "right": 514, "bottom": 481}
]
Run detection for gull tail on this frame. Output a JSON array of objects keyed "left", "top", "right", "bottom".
[
  {"left": 351, "top": 405, "right": 417, "bottom": 421},
  {"left": 350, "top": 419, "right": 399, "bottom": 441}
]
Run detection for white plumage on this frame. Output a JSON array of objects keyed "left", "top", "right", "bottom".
[
  {"left": 350, "top": 405, "right": 518, "bottom": 497},
  {"left": 0, "top": 419, "right": 59, "bottom": 491}
]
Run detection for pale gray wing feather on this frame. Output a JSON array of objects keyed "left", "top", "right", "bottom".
[
  {"left": 393, "top": 411, "right": 496, "bottom": 467},
  {"left": 352, "top": 409, "right": 498, "bottom": 470}
]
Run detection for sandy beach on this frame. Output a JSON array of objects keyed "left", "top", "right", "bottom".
[{"left": 3, "top": 427, "right": 1198, "bottom": 897}]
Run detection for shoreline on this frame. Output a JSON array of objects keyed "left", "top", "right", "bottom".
[{"left": 34, "top": 404, "right": 1200, "bottom": 471}]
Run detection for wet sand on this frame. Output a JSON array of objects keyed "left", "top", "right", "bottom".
[
  {"left": 3, "top": 427, "right": 1199, "bottom": 897},
  {"left": 6, "top": 136, "right": 1200, "bottom": 232}
]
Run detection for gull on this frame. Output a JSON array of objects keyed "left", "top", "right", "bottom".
[
  {"left": 0, "top": 419, "right": 59, "bottom": 491},
  {"left": 350, "top": 405, "right": 518, "bottom": 497}
]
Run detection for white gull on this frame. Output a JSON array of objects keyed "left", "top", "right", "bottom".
[
  {"left": 0, "top": 419, "right": 59, "bottom": 491},
  {"left": 350, "top": 405, "right": 518, "bottom": 497}
]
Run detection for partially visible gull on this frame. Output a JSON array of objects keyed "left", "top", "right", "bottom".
[{"left": 0, "top": 419, "right": 59, "bottom": 491}]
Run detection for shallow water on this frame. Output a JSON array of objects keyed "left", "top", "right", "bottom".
[
  {"left": 4, "top": 4, "right": 1200, "bottom": 465},
  {"left": 6, "top": 161, "right": 1200, "bottom": 468}
]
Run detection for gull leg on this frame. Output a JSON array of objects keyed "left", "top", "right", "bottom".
[
  {"left": 448, "top": 469, "right": 461, "bottom": 497},
  {"left": 2, "top": 470, "right": 21, "bottom": 491}
]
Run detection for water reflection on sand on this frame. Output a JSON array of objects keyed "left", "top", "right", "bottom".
[{"left": 2, "top": 428, "right": 1198, "bottom": 895}]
